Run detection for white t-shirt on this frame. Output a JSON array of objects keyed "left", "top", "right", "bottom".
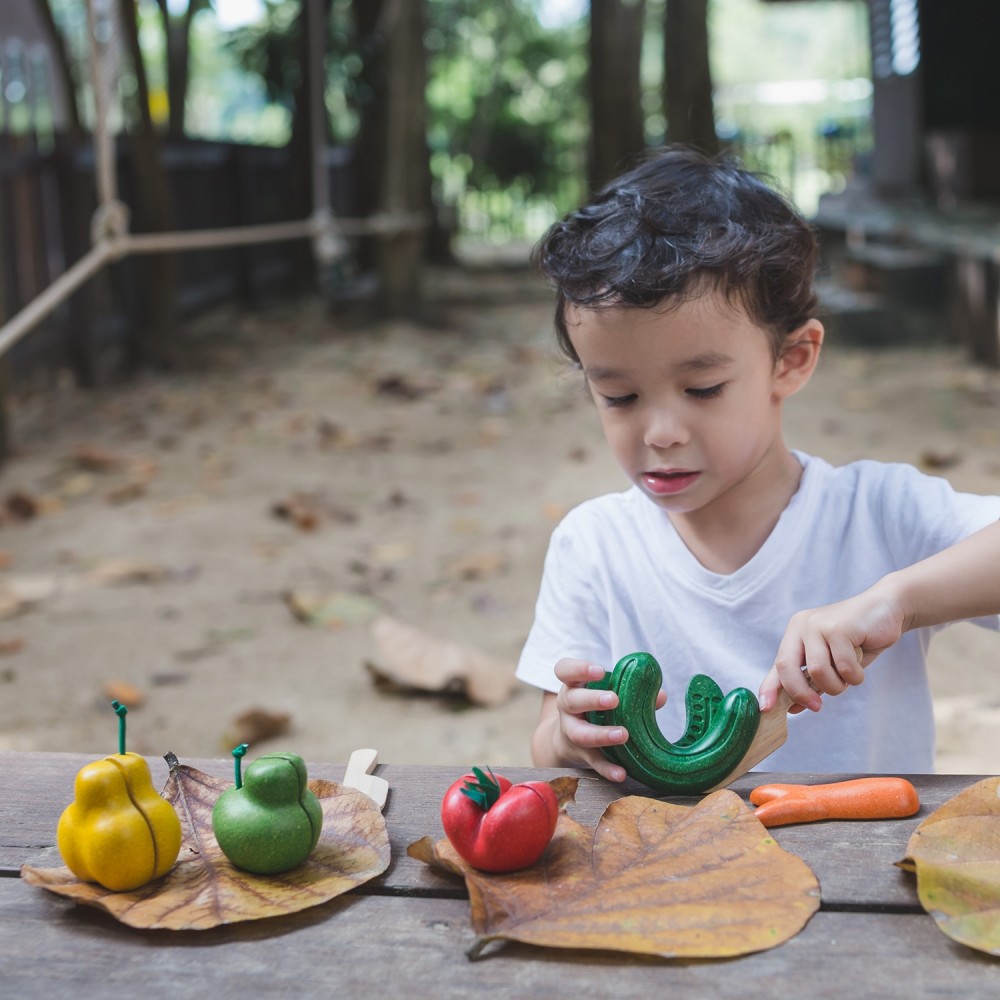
[{"left": 516, "top": 452, "right": 1000, "bottom": 774}]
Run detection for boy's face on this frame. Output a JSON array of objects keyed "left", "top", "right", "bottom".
[{"left": 566, "top": 291, "right": 817, "bottom": 524}]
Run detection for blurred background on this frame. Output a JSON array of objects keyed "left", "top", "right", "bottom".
[
  {"left": 2, "top": 0, "right": 997, "bottom": 406},
  {"left": 0, "top": 0, "right": 998, "bottom": 769}
]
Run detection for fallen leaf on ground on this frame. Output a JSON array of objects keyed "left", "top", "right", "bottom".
[
  {"left": 443, "top": 550, "right": 507, "bottom": 581},
  {"left": 369, "top": 541, "right": 412, "bottom": 565},
  {"left": 60, "top": 473, "right": 95, "bottom": 498},
  {"left": 106, "top": 481, "right": 148, "bottom": 505},
  {"left": 271, "top": 491, "right": 358, "bottom": 531},
  {"left": 86, "top": 559, "right": 170, "bottom": 586},
  {"left": 367, "top": 615, "right": 516, "bottom": 706},
  {"left": 3, "top": 491, "right": 44, "bottom": 521},
  {"left": 22, "top": 761, "right": 390, "bottom": 929},
  {"left": 272, "top": 493, "right": 320, "bottom": 531},
  {"left": 542, "top": 501, "right": 569, "bottom": 522},
  {"left": 0, "top": 637, "right": 25, "bottom": 655},
  {"left": 101, "top": 680, "right": 145, "bottom": 708},
  {"left": 71, "top": 443, "right": 127, "bottom": 472},
  {"left": 373, "top": 373, "right": 439, "bottom": 400},
  {"left": 284, "top": 589, "right": 381, "bottom": 628},
  {"left": 151, "top": 670, "right": 189, "bottom": 686},
  {"left": 898, "top": 775, "right": 1000, "bottom": 955},
  {"left": 920, "top": 449, "right": 963, "bottom": 471},
  {"left": 223, "top": 708, "right": 292, "bottom": 748},
  {"left": 410, "top": 788, "right": 819, "bottom": 959},
  {"left": 0, "top": 575, "right": 62, "bottom": 619}
]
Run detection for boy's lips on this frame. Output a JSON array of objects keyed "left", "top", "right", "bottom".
[{"left": 642, "top": 469, "right": 700, "bottom": 495}]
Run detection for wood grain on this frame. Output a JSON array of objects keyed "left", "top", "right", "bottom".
[{"left": 3, "top": 880, "right": 1000, "bottom": 998}]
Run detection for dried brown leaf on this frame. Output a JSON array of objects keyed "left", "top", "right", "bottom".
[
  {"left": 443, "top": 550, "right": 507, "bottom": 581},
  {"left": 272, "top": 492, "right": 358, "bottom": 531},
  {"left": 899, "top": 775, "right": 1000, "bottom": 955},
  {"left": 284, "top": 589, "right": 381, "bottom": 629},
  {"left": 0, "top": 574, "right": 61, "bottom": 619},
  {"left": 22, "top": 763, "right": 390, "bottom": 930},
  {"left": 106, "top": 481, "right": 148, "bottom": 505},
  {"left": 101, "top": 680, "right": 145, "bottom": 708},
  {"left": 410, "top": 789, "right": 819, "bottom": 959},
  {"left": 920, "top": 449, "right": 963, "bottom": 471},
  {"left": 86, "top": 559, "right": 169, "bottom": 586},
  {"left": 223, "top": 708, "right": 292, "bottom": 747},
  {"left": 373, "top": 373, "right": 439, "bottom": 400},
  {"left": 4, "top": 490, "right": 43, "bottom": 520},
  {"left": 369, "top": 615, "right": 515, "bottom": 706},
  {"left": 72, "top": 443, "right": 127, "bottom": 472},
  {"left": 61, "top": 473, "right": 95, "bottom": 498}
]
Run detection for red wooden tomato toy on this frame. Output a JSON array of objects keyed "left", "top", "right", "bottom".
[{"left": 440, "top": 767, "right": 559, "bottom": 873}]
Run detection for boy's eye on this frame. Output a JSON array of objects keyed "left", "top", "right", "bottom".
[
  {"left": 601, "top": 392, "right": 637, "bottom": 408},
  {"left": 686, "top": 383, "right": 725, "bottom": 399}
]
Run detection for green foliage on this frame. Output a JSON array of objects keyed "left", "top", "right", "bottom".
[
  {"left": 146, "top": 0, "right": 873, "bottom": 233},
  {"left": 223, "top": 0, "right": 359, "bottom": 141},
  {"left": 425, "top": 0, "right": 588, "bottom": 237}
]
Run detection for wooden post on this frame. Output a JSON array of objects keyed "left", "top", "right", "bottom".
[{"left": 377, "top": 0, "right": 426, "bottom": 316}]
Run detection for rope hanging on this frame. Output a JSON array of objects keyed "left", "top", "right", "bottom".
[{"left": 0, "top": 0, "right": 422, "bottom": 360}]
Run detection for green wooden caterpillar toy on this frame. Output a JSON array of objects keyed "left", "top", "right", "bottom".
[{"left": 587, "top": 652, "right": 760, "bottom": 795}]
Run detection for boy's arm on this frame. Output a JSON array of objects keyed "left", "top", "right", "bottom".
[{"left": 760, "top": 519, "right": 1000, "bottom": 712}]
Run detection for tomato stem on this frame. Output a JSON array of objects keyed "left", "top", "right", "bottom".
[
  {"left": 460, "top": 765, "right": 502, "bottom": 811},
  {"left": 111, "top": 700, "right": 128, "bottom": 755}
]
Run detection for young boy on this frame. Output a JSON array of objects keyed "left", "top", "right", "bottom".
[{"left": 517, "top": 146, "right": 1000, "bottom": 783}]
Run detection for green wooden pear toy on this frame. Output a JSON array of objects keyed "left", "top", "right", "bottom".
[{"left": 212, "top": 745, "right": 323, "bottom": 875}]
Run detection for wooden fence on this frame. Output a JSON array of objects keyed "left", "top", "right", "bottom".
[{"left": 0, "top": 134, "right": 356, "bottom": 389}]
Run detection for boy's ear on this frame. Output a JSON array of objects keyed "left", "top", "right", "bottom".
[{"left": 773, "top": 319, "right": 823, "bottom": 398}]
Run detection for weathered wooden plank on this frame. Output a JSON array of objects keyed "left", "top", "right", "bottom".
[
  {"left": 0, "top": 752, "right": 985, "bottom": 911},
  {"left": 2, "top": 879, "right": 999, "bottom": 1000}
]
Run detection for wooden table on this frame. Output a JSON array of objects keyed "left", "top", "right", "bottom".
[{"left": 2, "top": 752, "right": 999, "bottom": 999}]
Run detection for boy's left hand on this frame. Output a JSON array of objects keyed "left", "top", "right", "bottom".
[{"left": 758, "top": 584, "right": 907, "bottom": 713}]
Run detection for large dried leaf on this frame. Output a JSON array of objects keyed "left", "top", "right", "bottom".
[
  {"left": 285, "top": 589, "right": 381, "bottom": 628},
  {"left": 368, "top": 615, "right": 515, "bottom": 706},
  {"left": 898, "top": 775, "right": 1000, "bottom": 955},
  {"left": 410, "top": 789, "right": 819, "bottom": 959},
  {"left": 22, "top": 762, "right": 390, "bottom": 930}
]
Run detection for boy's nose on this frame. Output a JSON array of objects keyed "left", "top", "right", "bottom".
[{"left": 643, "top": 407, "right": 688, "bottom": 449}]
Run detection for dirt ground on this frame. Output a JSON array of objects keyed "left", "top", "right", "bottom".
[{"left": 1, "top": 264, "right": 999, "bottom": 776}]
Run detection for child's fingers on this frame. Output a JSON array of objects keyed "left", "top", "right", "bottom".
[
  {"left": 801, "top": 638, "right": 849, "bottom": 696},
  {"left": 559, "top": 684, "right": 618, "bottom": 716},
  {"left": 554, "top": 657, "right": 607, "bottom": 687},
  {"left": 756, "top": 665, "right": 782, "bottom": 713},
  {"left": 771, "top": 643, "right": 822, "bottom": 712},
  {"left": 801, "top": 635, "right": 865, "bottom": 693},
  {"left": 831, "top": 639, "right": 865, "bottom": 685},
  {"left": 559, "top": 711, "right": 628, "bottom": 750},
  {"left": 588, "top": 754, "right": 628, "bottom": 783}
]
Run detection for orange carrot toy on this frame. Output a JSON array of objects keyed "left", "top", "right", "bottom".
[{"left": 749, "top": 777, "right": 920, "bottom": 828}]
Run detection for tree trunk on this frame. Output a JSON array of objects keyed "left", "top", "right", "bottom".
[
  {"left": 353, "top": 0, "right": 426, "bottom": 315},
  {"left": 155, "top": 0, "right": 208, "bottom": 140},
  {"left": 32, "top": 0, "right": 84, "bottom": 141},
  {"left": 588, "top": 0, "right": 647, "bottom": 192},
  {"left": 282, "top": 0, "right": 331, "bottom": 293},
  {"left": 117, "top": 0, "right": 179, "bottom": 369},
  {"left": 663, "top": 0, "right": 718, "bottom": 155}
]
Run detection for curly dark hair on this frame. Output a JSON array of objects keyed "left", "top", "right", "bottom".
[{"left": 532, "top": 146, "right": 819, "bottom": 364}]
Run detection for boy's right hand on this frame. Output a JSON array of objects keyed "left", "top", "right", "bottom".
[{"left": 534, "top": 658, "right": 666, "bottom": 783}]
